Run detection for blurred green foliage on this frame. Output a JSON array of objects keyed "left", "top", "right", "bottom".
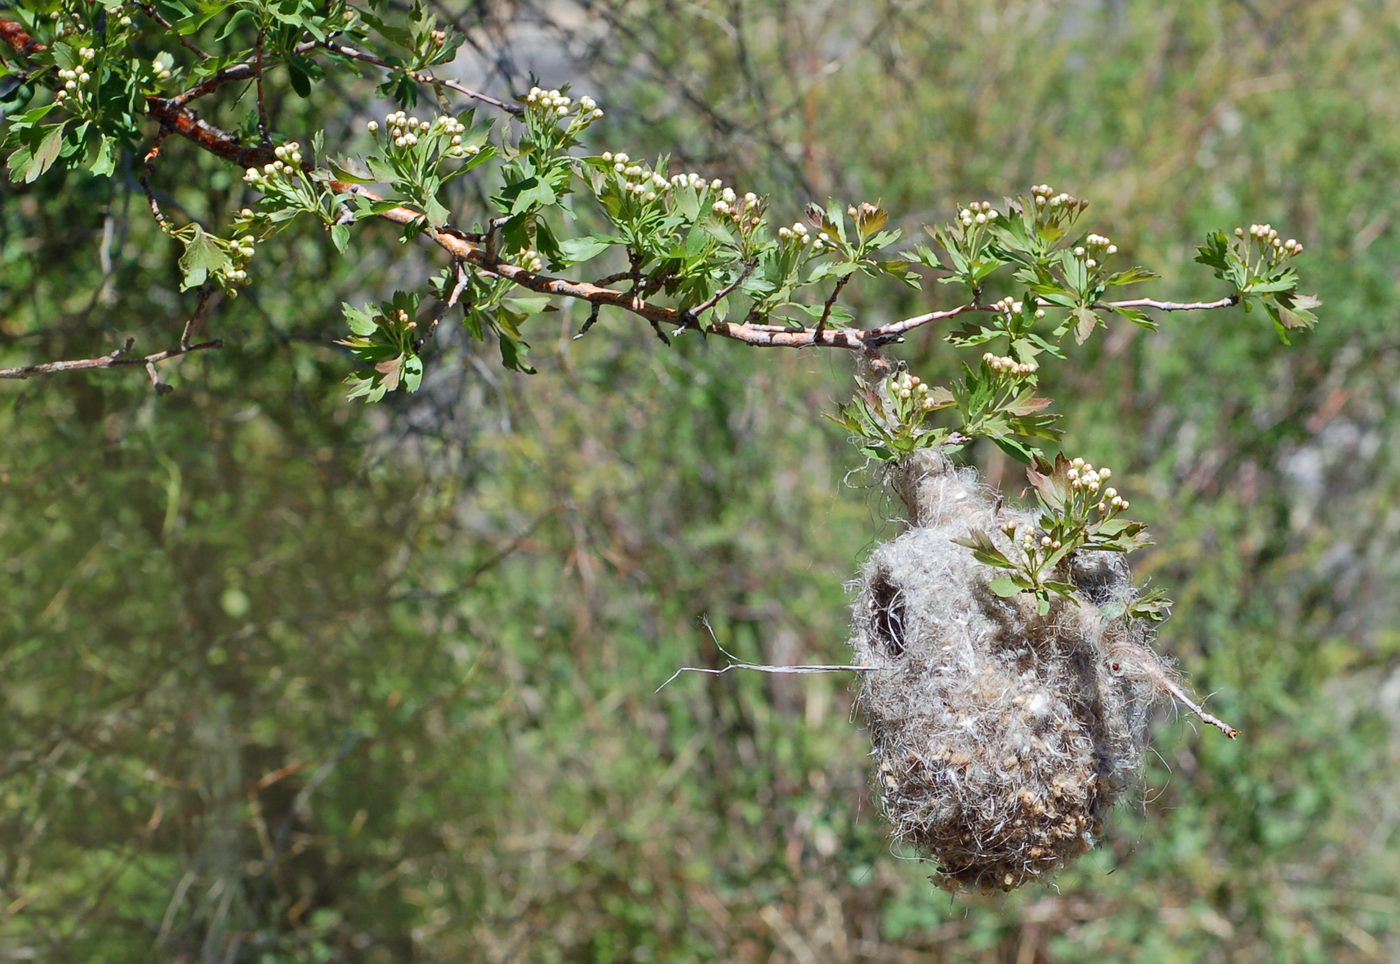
[{"left": 2, "top": 0, "right": 1398, "bottom": 960}]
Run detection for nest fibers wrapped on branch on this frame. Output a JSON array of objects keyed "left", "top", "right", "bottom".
[{"left": 851, "top": 449, "right": 1180, "bottom": 892}]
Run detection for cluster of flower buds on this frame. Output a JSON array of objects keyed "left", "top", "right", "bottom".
[
  {"left": 378, "top": 110, "right": 429, "bottom": 148},
  {"left": 1235, "top": 224, "right": 1303, "bottom": 257},
  {"left": 711, "top": 189, "right": 766, "bottom": 230},
  {"left": 982, "top": 352, "right": 1037, "bottom": 376},
  {"left": 1029, "top": 183, "right": 1080, "bottom": 209},
  {"left": 48, "top": 9, "right": 85, "bottom": 38},
  {"left": 1067, "top": 457, "right": 1117, "bottom": 499},
  {"left": 225, "top": 234, "right": 257, "bottom": 284},
  {"left": 430, "top": 28, "right": 447, "bottom": 46},
  {"left": 273, "top": 142, "right": 304, "bottom": 165},
  {"left": 1005, "top": 522, "right": 1062, "bottom": 555},
  {"left": 1070, "top": 233, "right": 1115, "bottom": 268},
  {"left": 525, "top": 86, "right": 604, "bottom": 122},
  {"left": 958, "top": 200, "right": 1000, "bottom": 227},
  {"left": 891, "top": 370, "right": 940, "bottom": 410},
  {"left": 391, "top": 308, "right": 416, "bottom": 330},
  {"left": 515, "top": 248, "right": 544, "bottom": 272},
  {"left": 434, "top": 113, "right": 476, "bottom": 157},
  {"left": 666, "top": 170, "right": 714, "bottom": 191},
  {"left": 243, "top": 143, "right": 302, "bottom": 186},
  {"left": 53, "top": 47, "right": 97, "bottom": 105},
  {"left": 1096, "top": 486, "right": 1128, "bottom": 513},
  {"left": 776, "top": 220, "right": 832, "bottom": 251},
  {"left": 607, "top": 154, "right": 670, "bottom": 202}
]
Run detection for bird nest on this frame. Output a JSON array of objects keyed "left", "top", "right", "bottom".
[{"left": 850, "top": 449, "right": 1186, "bottom": 892}]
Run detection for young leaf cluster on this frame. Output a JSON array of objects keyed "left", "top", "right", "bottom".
[
  {"left": 336, "top": 292, "right": 425, "bottom": 402},
  {"left": 1195, "top": 224, "right": 1319, "bottom": 341},
  {"left": 952, "top": 454, "right": 1162, "bottom": 616}
]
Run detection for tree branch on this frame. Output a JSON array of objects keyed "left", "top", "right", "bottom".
[
  {"left": 0, "top": 338, "right": 223, "bottom": 387},
  {"left": 0, "top": 16, "right": 1250, "bottom": 358}
]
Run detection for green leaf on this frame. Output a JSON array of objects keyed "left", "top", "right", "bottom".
[
  {"left": 1194, "top": 230, "right": 1230, "bottom": 274},
  {"left": 503, "top": 296, "right": 553, "bottom": 314},
  {"left": 342, "top": 303, "right": 377, "bottom": 336},
  {"left": 988, "top": 577, "right": 1023, "bottom": 597},
  {"left": 952, "top": 531, "right": 1016, "bottom": 569},
  {"left": 1073, "top": 307, "right": 1098, "bottom": 344},
  {"left": 497, "top": 330, "right": 536, "bottom": 373},
  {"left": 402, "top": 353, "right": 424, "bottom": 393},
  {"left": 330, "top": 158, "right": 377, "bottom": 184},
  {"left": 557, "top": 236, "right": 613, "bottom": 265},
  {"left": 14, "top": 122, "right": 66, "bottom": 183},
  {"left": 178, "top": 226, "right": 231, "bottom": 290},
  {"left": 1104, "top": 266, "right": 1159, "bottom": 287}
]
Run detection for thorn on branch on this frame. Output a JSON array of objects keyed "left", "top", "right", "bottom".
[{"left": 574, "top": 303, "right": 601, "bottom": 340}]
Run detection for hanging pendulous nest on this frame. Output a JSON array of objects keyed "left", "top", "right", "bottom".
[{"left": 850, "top": 448, "right": 1187, "bottom": 893}]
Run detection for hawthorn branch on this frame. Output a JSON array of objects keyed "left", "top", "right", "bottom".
[
  {"left": 1093, "top": 295, "right": 1240, "bottom": 312},
  {"left": 0, "top": 338, "right": 223, "bottom": 386},
  {"left": 0, "top": 16, "right": 1251, "bottom": 357}
]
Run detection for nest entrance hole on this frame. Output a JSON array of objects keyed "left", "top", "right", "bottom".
[{"left": 870, "top": 572, "right": 907, "bottom": 658}]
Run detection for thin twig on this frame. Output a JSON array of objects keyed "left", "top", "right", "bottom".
[
  {"left": 179, "top": 286, "right": 219, "bottom": 349},
  {"left": 656, "top": 616, "right": 881, "bottom": 693},
  {"left": 574, "top": 303, "right": 602, "bottom": 340},
  {"left": 1158, "top": 676, "right": 1240, "bottom": 739},
  {"left": 317, "top": 42, "right": 522, "bottom": 115},
  {"left": 138, "top": 130, "right": 172, "bottom": 230},
  {"left": 137, "top": 2, "right": 211, "bottom": 60},
  {"left": 1, "top": 338, "right": 223, "bottom": 385},
  {"left": 689, "top": 260, "right": 757, "bottom": 319},
  {"left": 1093, "top": 295, "right": 1240, "bottom": 312},
  {"left": 254, "top": 27, "right": 270, "bottom": 146},
  {"left": 813, "top": 273, "right": 851, "bottom": 341},
  {"left": 445, "top": 260, "right": 470, "bottom": 307},
  {"left": 656, "top": 660, "right": 883, "bottom": 693}
]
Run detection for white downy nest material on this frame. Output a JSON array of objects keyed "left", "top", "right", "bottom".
[{"left": 851, "top": 449, "right": 1177, "bottom": 892}]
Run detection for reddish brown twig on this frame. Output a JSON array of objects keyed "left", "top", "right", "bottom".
[{"left": 139, "top": 130, "right": 173, "bottom": 230}]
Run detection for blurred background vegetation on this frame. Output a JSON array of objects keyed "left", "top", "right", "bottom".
[{"left": 3, "top": 0, "right": 1399, "bottom": 960}]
